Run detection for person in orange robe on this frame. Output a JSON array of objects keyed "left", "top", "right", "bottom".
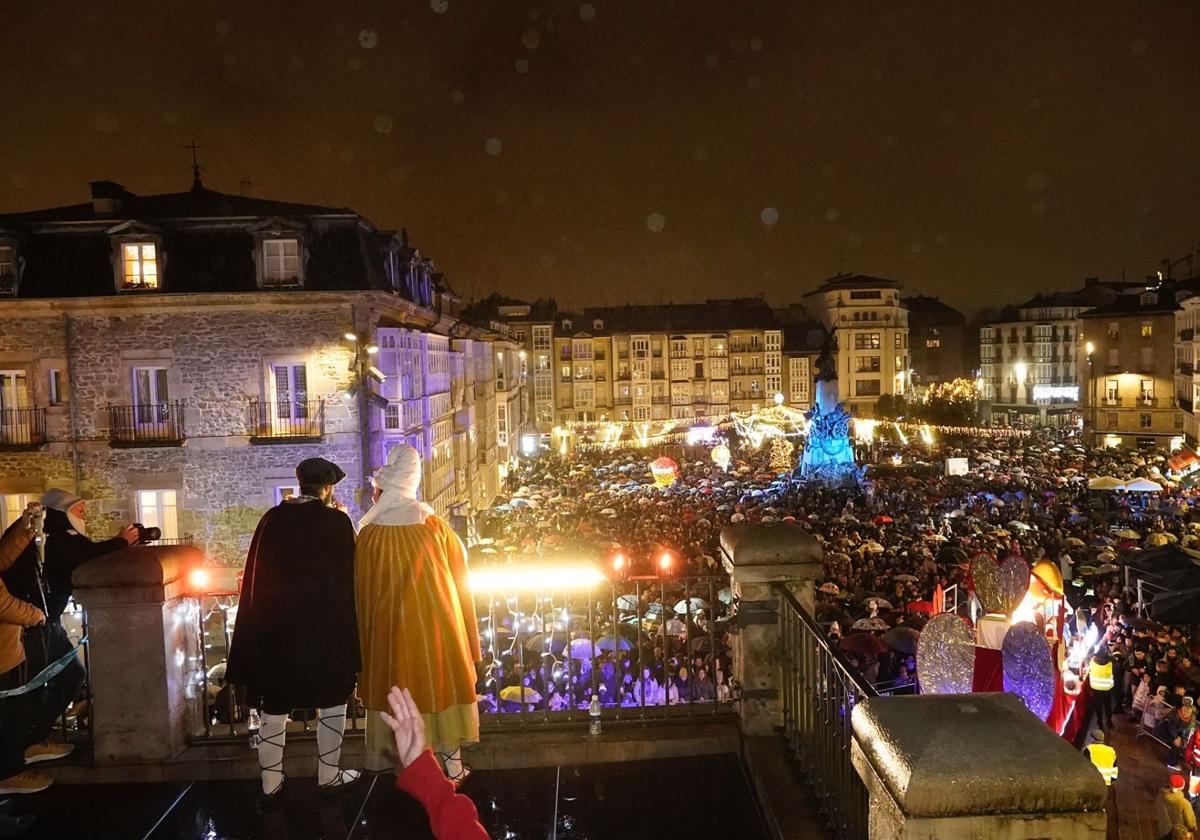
[{"left": 356, "top": 444, "right": 480, "bottom": 780}]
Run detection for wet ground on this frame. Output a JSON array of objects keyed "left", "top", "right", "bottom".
[{"left": 9, "top": 753, "right": 768, "bottom": 839}]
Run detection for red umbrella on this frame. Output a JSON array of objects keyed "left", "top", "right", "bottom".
[
  {"left": 873, "top": 515, "right": 894, "bottom": 525},
  {"left": 839, "top": 633, "right": 888, "bottom": 656},
  {"left": 906, "top": 600, "right": 936, "bottom": 615}
]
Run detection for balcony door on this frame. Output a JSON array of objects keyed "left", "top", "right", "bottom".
[
  {"left": 269, "top": 363, "right": 309, "bottom": 433},
  {"left": 0, "top": 370, "right": 31, "bottom": 444},
  {"left": 132, "top": 367, "right": 170, "bottom": 427}
]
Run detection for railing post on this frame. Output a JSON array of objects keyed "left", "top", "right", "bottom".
[
  {"left": 720, "top": 522, "right": 823, "bottom": 736},
  {"left": 851, "top": 694, "right": 1107, "bottom": 839},
  {"left": 73, "top": 545, "right": 205, "bottom": 762}
]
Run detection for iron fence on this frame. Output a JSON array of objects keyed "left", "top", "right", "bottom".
[
  {"left": 247, "top": 399, "right": 325, "bottom": 441},
  {"left": 57, "top": 599, "right": 93, "bottom": 746},
  {"left": 0, "top": 407, "right": 47, "bottom": 447},
  {"left": 107, "top": 402, "right": 186, "bottom": 446},
  {"left": 474, "top": 574, "right": 736, "bottom": 727},
  {"left": 779, "top": 586, "right": 875, "bottom": 840}
]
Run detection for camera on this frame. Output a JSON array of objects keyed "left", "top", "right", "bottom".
[{"left": 133, "top": 523, "right": 162, "bottom": 544}]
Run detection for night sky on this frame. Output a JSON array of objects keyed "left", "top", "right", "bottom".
[{"left": 3, "top": 1, "right": 1199, "bottom": 317}]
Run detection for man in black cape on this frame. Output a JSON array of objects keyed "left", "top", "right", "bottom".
[{"left": 226, "top": 457, "right": 361, "bottom": 803}]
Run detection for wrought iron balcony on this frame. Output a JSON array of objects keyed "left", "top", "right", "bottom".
[
  {"left": 0, "top": 407, "right": 48, "bottom": 449},
  {"left": 1181, "top": 328, "right": 1195, "bottom": 341},
  {"left": 108, "top": 402, "right": 186, "bottom": 447},
  {"left": 248, "top": 399, "right": 325, "bottom": 443},
  {"left": 1181, "top": 363, "right": 1194, "bottom": 375}
]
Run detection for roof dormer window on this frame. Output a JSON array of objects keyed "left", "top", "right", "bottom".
[
  {"left": 121, "top": 242, "right": 160, "bottom": 290},
  {"left": 262, "top": 238, "right": 301, "bottom": 287},
  {"left": 593, "top": 319, "right": 604, "bottom": 331},
  {"left": 1140, "top": 291, "right": 1156, "bottom": 306},
  {"left": 0, "top": 244, "right": 16, "bottom": 296}
]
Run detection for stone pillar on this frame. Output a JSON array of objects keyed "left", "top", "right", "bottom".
[
  {"left": 851, "top": 693, "right": 1107, "bottom": 839},
  {"left": 73, "top": 545, "right": 205, "bottom": 763},
  {"left": 720, "top": 522, "right": 823, "bottom": 736}
]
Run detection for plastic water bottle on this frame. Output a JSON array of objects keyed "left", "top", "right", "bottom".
[
  {"left": 588, "top": 695, "right": 602, "bottom": 736},
  {"left": 248, "top": 708, "right": 261, "bottom": 750}
]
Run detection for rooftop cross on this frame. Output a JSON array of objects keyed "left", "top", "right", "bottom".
[{"left": 185, "top": 141, "right": 203, "bottom": 189}]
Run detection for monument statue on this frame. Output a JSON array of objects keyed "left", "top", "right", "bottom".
[{"left": 796, "top": 326, "right": 865, "bottom": 486}]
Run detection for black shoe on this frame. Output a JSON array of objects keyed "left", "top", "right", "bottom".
[
  {"left": 0, "top": 813, "right": 35, "bottom": 839},
  {"left": 256, "top": 778, "right": 286, "bottom": 815}
]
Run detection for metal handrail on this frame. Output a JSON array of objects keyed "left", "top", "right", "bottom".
[
  {"left": 0, "top": 407, "right": 47, "bottom": 446},
  {"left": 107, "top": 401, "right": 186, "bottom": 445},
  {"left": 247, "top": 399, "right": 325, "bottom": 440},
  {"left": 778, "top": 585, "right": 875, "bottom": 840}
]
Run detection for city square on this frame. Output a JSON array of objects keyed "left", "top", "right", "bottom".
[{"left": 1, "top": 3, "right": 1199, "bottom": 839}]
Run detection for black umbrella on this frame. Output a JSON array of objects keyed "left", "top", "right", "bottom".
[{"left": 1150, "top": 587, "right": 1200, "bottom": 624}]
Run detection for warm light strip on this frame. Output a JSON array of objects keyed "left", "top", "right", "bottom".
[{"left": 469, "top": 563, "right": 608, "bottom": 592}]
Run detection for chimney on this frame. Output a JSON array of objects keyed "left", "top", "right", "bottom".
[{"left": 89, "top": 181, "right": 128, "bottom": 216}]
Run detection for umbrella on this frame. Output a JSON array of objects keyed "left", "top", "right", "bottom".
[
  {"left": 881, "top": 626, "right": 920, "bottom": 655},
  {"left": 873, "top": 515, "right": 894, "bottom": 525},
  {"left": 674, "top": 597, "right": 710, "bottom": 614},
  {"left": 893, "top": 574, "right": 919, "bottom": 583},
  {"left": 644, "top": 602, "right": 666, "bottom": 616},
  {"left": 523, "top": 631, "right": 568, "bottom": 654},
  {"left": 925, "top": 533, "right": 949, "bottom": 542},
  {"left": 664, "top": 619, "right": 687, "bottom": 635},
  {"left": 1088, "top": 476, "right": 1125, "bottom": 491},
  {"left": 596, "top": 634, "right": 634, "bottom": 652},
  {"left": 1147, "top": 533, "right": 1170, "bottom": 547},
  {"left": 862, "top": 597, "right": 893, "bottom": 610},
  {"left": 839, "top": 634, "right": 888, "bottom": 656},
  {"left": 851, "top": 617, "right": 890, "bottom": 632},
  {"left": 1115, "top": 529, "right": 1141, "bottom": 540},
  {"left": 616, "top": 594, "right": 640, "bottom": 611},
  {"left": 717, "top": 587, "right": 733, "bottom": 605},
  {"left": 1007, "top": 521, "right": 1032, "bottom": 531},
  {"left": 568, "top": 638, "right": 599, "bottom": 660},
  {"left": 906, "top": 600, "right": 936, "bottom": 615},
  {"left": 865, "top": 541, "right": 885, "bottom": 554},
  {"left": 1124, "top": 477, "right": 1163, "bottom": 493},
  {"left": 1064, "top": 537, "right": 1085, "bottom": 547},
  {"left": 499, "top": 686, "right": 543, "bottom": 704},
  {"left": 818, "top": 582, "right": 841, "bottom": 595}
]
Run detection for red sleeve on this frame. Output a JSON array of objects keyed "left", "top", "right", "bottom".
[{"left": 395, "top": 750, "right": 489, "bottom": 840}]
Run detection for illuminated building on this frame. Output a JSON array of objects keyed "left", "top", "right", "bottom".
[{"left": 0, "top": 177, "right": 522, "bottom": 560}]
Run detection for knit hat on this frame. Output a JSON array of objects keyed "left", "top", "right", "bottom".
[
  {"left": 1170, "top": 773, "right": 1185, "bottom": 790},
  {"left": 41, "top": 488, "right": 82, "bottom": 512}
]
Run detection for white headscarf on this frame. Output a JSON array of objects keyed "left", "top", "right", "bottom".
[{"left": 358, "top": 444, "right": 435, "bottom": 528}]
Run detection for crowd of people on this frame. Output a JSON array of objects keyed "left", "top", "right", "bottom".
[{"left": 477, "top": 422, "right": 1199, "bottom": 833}]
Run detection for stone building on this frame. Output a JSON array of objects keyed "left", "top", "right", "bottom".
[
  {"left": 0, "top": 178, "right": 520, "bottom": 562},
  {"left": 902, "top": 295, "right": 966, "bottom": 386},
  {"left": 801, "top": 274, "right": 911, "bottom": 415},
  {"left": 1077, "top": 286, "right": 1186, "bottom": 450}
]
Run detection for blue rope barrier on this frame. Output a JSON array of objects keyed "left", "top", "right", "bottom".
[{"left": 0, "top": 636, "right": 87, "bottom": 699}]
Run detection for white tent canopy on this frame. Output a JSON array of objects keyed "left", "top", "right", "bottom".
[{"left": 1087, "top": 476, "right": 1126, "bottom": 491}]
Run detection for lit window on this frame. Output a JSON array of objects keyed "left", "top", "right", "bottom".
[
  {"left": 926, "top": 338, "right": 941, "bottom": 348},
  {"left": 1141, "top": 323, "right": 1152, "bottom": 338},
  {"left": 0, "top": 493, "right": 38, "bottom": 531},
  {"left": 122, "top": 243, "right": 159, "bottom": 289},
  {"left": 262, "top": 239, "right": 301, "bottom": 286},
  {"left": 384, "top": 403, "right": 401, "bottom": 430},
  {"left": 273, "top": 484, "right": 299, "bottom": 504},
  {"left": 136, "top": 489, "right": 179, "bottom": 541}
]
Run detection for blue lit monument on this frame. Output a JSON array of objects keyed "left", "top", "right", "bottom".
[{"left": 796, "top": 328, "right": 865, "bottom": 486}]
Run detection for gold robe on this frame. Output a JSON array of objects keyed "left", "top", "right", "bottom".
[{"left": 355, "top": 515, "right": 480, "bottom": 764}]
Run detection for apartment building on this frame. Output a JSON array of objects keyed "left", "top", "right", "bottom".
[
  {"left": 0, "top": 177, "right": 518, "bottom": 561},
  {"left": 979, "top": 280, "right": 1137, "bottom": 427},
  {"left": 903, "top": 295, "right": 967, "bottom": 386},
  {"left": 1077, "top": 288, "right": 1184, "bottom": 450},
  {"left": 801, "top": 274, "right": 910, "bottom": 415}
]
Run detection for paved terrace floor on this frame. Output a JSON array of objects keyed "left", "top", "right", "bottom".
[
  {"left": 11, "top": 753, "right": 770, "bottom": 840},
  {"left": 1105, "top": 710, "right": 1198, "bottom": 840}
]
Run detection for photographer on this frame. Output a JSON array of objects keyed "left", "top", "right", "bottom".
[{"left": 0, "top": 489, "right": 137, "bottom": 771}]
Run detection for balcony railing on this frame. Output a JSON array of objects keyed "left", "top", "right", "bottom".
[
  {"left": 0, "top": 407, "right": 48, "bottom": 449},
  {"left": 191, "top": 572, "right": 736, "bottom": 740},
  {"left": 779, "top": 586, "right": 875, "bottom": 840},
  {"left": 247, "top": 399, "right": 325, "bottom": 442},
  {"left": 108, "top": 402, "right": 186, "bottom": 447},
  {"left": 1181, "top": 363, "right": 1194, "bottom": 375},
  {"left": 1181, "top": 328, "right": 1195, "bottom": 341},
  {"left": 473, "top": 571, "right": 735, "bottom": 725}
]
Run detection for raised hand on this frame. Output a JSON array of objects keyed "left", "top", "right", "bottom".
[{"left": 379, "top": 686, "right": 426, "bottom": 770}]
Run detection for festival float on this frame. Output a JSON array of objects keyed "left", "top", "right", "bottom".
[{"left": 916, "top": 551, "right": 1099, "bottom": 741}]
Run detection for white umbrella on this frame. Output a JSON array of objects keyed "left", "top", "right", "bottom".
[
  {"left": 674, "top": 597, "right": 709, "bottom": 614},
  {"left": 1124, "top": 477, "right": 1163, "bottom": 493}
]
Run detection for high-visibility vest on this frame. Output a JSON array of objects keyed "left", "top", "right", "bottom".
[
  {"left": 1085, "top": 743, "right": 1118, "bottom": 785},
  {"left": 1089, "top": 659, "right": 1114, "bottom": 691}
]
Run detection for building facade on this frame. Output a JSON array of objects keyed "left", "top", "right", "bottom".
[
  {"left": 1078, "top": 287, "right": 1184, "bottom": 449},
  {"left": 0, "top": 178, "right": 519, "bottom": 562},
  {"left": 903, "top": 295, "right": 966, "bottom": 387},
  {"left": 980, "top": 280, "right": 1140, "bottom": 427},
  {"left": 801, "top": 274, "right": 910, "bottom": 415}
]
